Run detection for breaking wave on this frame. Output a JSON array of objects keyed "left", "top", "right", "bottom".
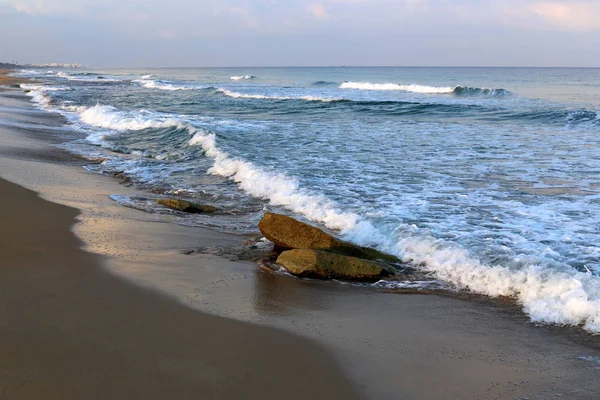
[
  {"left": 216, "top": 88, "right": 343, "bottom": 103},
  {"left": 134, "top": 79, "right": 201, "bottom": 91},
  {"left": 13, "top": 69, "right": 38, "bottom": 76},
  {"left": 340, "top": 82, "right": 455, "bottom": 93},
  {"left": 55, "top": 71, "right": 124, "bottom": 82},
  {"left": 20, "top": 84, "right": 72, "bottom": 109},
  {"left": 230, "top": 75, "right": 256, "bottom": 80},
  {"left": 340, "top": 82, "right": 510, "bottom": 96}
]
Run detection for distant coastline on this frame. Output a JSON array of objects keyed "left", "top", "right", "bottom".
[{"left": 0, "top": 61, "right": 83, "bottom": 69}]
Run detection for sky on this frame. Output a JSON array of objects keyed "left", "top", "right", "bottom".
[{"left": 0, "top": 0, "right": 599, "bottom": 67}]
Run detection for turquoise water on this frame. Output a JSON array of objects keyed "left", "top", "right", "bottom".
[{"left": 17, "top": 67, "right": 600, "bottom": 333}]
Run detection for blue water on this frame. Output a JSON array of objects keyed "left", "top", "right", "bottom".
[{"left": 16, "top": 67, "right": 600, "bottom": 333}]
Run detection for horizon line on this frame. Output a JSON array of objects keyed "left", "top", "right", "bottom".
[
  {"left": 87, "top": 65, "right": 600, "bottom": 69},
  {"left": 4, "top": 62, "right": 600, "bottom": 69}
]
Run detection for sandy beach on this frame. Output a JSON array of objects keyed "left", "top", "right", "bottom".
[
  {"left": 1, "top": 74, "right": 600, "bottom": 399},
  {"left": 0, "top": 71, "right": 33, "bottom": 89}
]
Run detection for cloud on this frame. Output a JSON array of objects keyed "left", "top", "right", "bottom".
[
  {"left": 308, "top": 3, "right": 328, "bottom": 19},
  {"left": 213, "top": 5, "right": 260, "bottom": 29},
  {"left": 528, "top": 1, "right": 600, "bottom": 31},
  {"left": 9, "top": 0, "right": 85, "bottom": 15}
]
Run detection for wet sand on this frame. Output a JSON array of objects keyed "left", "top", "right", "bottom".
[{"left": 1, "top": 77, "right": 600, "bottom": 399}]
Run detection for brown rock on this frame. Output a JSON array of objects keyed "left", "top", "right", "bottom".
[
  {"left": 277, "top": 249, "right": 394, "bottom": 281},
  {"left": 258, "top": 212, "right": 399, "bottom": 262},
  {"left": 157, "top": 199, "right": 217, "bottom": 214}
]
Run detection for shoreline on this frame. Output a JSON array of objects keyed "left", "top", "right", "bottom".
[{"left": 2, "top": 75, "right": 600, "bottom": 399}]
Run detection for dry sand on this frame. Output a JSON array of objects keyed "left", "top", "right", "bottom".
[
  {"left": 0, "top": 71, "right": 33, "bottom": 90},
  {"left": 1, "top": 76, "right": 600, "bottom": 399}
]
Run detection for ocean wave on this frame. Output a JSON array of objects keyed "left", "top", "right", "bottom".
[
  {"left": 21, "top": 84, "right": 72, "bottom": 109},
  {"left": 188, "top": 132, "right": 358, "bottom": 231},
  {"left": 453, "top": 86, "right": 511, "bottom": 96},
  {"left": 502, "top": 108, "right": 600, "bottom": 128},
  {"left": 389, "top": 231, "right": 600, "bottom": 332},
  {"left": 340, "top": 82, "right": 455, "bottom": 93},
  {"left": 13, "top": 69, "right": 39, "bottom": 76},
  {"left": 134, "top": 79, "right": 201, "bottom": 91},
  {"left": 340, "top": 82, "right": 510, "bottom": 96},
  {"left": 26, "top": 91, "right": 600, "bottom": 333},
  {"left": 566, "top": 110, "right": 600, "bottom": 126},
  {"left": 216, "top": 88, "right": 343, "bottom": 102},
  {"left": 55, "top": 71, "right": 124, "bottom": 82},
  {"left": 78, "top": 105, "right": 184, "bottom": 132},
  {"left": 312, "top": 81, "right": 338, "bottom": 86},
  {"left": 230, "top": 75, "right": 256, "bottom": 80}
]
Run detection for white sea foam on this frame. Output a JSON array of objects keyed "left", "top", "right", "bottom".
[
  {"left": 78, "top": 105, "right": 184, "bottom": 132},
  {"left": 188, "top": 130, "right": 357, "bottom": 231},
  {"left": 217, "top": 88, "right": 342, "bottom": 102},
  {"left": 340, "top": 81, "right": 455, "bottom": 93},
  {"left": 134, "top": 79, "right": 199, "bottom": 91},
  {"left": 55, "top": 71, "right": 122, "bottom": 82},
  {"left": 387, "top": 233, "right": 600, "bottom": 332},
  {"left": 230, "top": 75, "right": 255, "bottom": 80},
  {"left": 13, "top": 69, "right": 38, "bottom": 76},
  {"left": 134, "top": 80, "right": 338, "bottom": 101},
  {"left": 20, "top": 84, "right": 71, "bottom": 109}
]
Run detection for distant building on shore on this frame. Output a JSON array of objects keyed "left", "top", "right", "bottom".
[
  {"left": 29, "top": 62, "right": 83, "bottom": 68},
  {"left": 0, "top": 61, "right": 83, "bottom": 69}
]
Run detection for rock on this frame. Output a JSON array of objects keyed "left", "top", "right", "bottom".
[
  {"left": 277, "top": 249, "right": 394, "bottom": 281},
  {"left": 259, "top": 212, "right": 343, "bottom": 249},
  {"left": 113, "top": 172, "right": 133, "bottom": 186},
  {"left": 258, "top": 212, "right": 399, "bottom": 262},
  {"left": 157, "top": 199, "right": 217, "bottom": 214}
]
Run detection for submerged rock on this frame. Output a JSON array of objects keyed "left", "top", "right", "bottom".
[
  {"left": 157, "top": 199, "right": 217, "bottom": 214},
  {"left": 277, "top": 249, "right": 394, "bottom": 281},
  {"left": 258, "top": 212, "right": 398, "bottom": 262}
]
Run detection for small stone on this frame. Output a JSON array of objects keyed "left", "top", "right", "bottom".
[{"left": 157, "top": 199, "right": 217, "bottom": 214}]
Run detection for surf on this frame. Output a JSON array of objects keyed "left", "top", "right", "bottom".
[
  {"left": 340, "top": 81, "right": 511, "bottom": 96},
  {"left": 18, "top": 68, "right": 600, "bottom": 335}
]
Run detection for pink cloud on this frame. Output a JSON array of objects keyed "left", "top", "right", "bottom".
[{"left": 308, "top": 3, "right": 329, "bottom": 19}]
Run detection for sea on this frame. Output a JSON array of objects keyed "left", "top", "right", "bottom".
[{"left": 13, "top": 67, "right": 600, "bottom": 334}]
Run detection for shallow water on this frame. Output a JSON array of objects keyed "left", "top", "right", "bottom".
[{"left": 15, "top": 66, "right": 600, "bottom": 333}]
